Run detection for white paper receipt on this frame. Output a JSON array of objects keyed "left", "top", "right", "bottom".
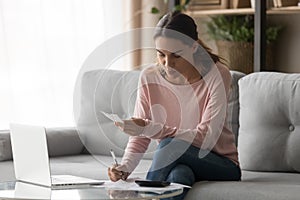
[{"left": 101, "top": 111, "right": 124, "bottom": 124}]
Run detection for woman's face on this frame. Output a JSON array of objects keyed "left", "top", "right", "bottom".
[{"left": 155, "top": 36, "right": 198, "bottom": 84}]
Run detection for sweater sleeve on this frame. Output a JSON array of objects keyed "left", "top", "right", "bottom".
[{"left": 120, "top": 72, "right": 151, "bottom": 172}]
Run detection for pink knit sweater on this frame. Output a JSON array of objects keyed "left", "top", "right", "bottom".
[{"left": 120, "top": 63, "right": 239, "bottom": 172}]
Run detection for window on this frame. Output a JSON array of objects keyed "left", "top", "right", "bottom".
[{"left": 0, "top": 0, "right": 125, "bottom": 129}]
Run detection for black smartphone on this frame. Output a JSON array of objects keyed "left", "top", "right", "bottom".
[{"left": 135, "top": 180, "right": 170, "bottom": 187}]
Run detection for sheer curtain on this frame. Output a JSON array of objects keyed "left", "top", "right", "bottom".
[{"left": 0, "top": 0, "right": 125, "bottom": 129}]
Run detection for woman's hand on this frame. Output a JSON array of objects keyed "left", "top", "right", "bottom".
[
  {"left": 108, "top": 164, "right": 130, "bottom": 182},
  {"left": 115, "top": 117, "right": 146, "bottom": 136}
]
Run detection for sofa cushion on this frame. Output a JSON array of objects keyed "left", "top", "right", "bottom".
[
  {"left": 0, "top": 154, "right": 151, "bottom": 182},
  {"left": 0, "top": 160, "right": 15, "bottom": 181},
  {"left": 46, "top": 127, "right": 84, "bottom": 157},
  {"left": 49, "top": 154, "right": 151, "bottom": 180},
  {"left": 76, "top": 69, "right": 136, "bottom": 158},
  {"left": 228, "top": 71, "right": 245, "bottom": 145},
  {"left": 238, "top": 72, "right": 300, "bottom": 172},
  {"left": 185, "top": 170, "right": 300, "bottom": 200},
  {"left": 0, "top": 130, "right": 12, "bottom": 161},
  {"left": 76, "top": 69, "right": 158, "bottom": 159}
]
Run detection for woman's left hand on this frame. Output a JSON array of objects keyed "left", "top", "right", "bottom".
[
  {"left": 115, "top": 117, "right": 146, "bottom": 136},
  {"left": 128, "top": 117, "right": 146, "bottom": 126}
]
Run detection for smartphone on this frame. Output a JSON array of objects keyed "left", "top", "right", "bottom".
[{"left": 135, "top": 180, "right": 170, "bottom": 187}]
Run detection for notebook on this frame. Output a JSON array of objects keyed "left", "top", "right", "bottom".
[{"left": 9, "top": 123, "right": 104, "bottom": 189}]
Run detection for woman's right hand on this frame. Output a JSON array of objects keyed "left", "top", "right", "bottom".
[{"left": 108, "top": 164, "right": 130, "bottom": 182}]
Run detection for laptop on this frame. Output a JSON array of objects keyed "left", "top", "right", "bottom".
[{"left": 9, "top": 123, "right": 104, "bottom": 189}]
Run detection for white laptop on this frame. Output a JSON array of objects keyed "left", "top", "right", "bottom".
[{"left": 9, "top": 123, "right": 104, "bottom": 189}]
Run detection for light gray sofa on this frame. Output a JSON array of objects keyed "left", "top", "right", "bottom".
[{"left": 0, "top": 68, "right": 299, "bottom": 200}]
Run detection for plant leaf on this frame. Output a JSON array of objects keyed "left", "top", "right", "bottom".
[
  {"left": 151, "top": 7, "right": 160, "bottom": 14},
  {"left": 206, "top": 14, "right": 281, "bottom": 43}
]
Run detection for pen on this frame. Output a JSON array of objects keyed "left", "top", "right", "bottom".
[
  {"left": 110, "top": 149, "right": 126, "bottom": 180},
  {"left": 110, "top": 149, "right": 118, "bottom": 165}
]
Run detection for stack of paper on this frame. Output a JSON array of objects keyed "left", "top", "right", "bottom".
[{"left": 101, "top": 179, "right": 190, "bottom": 194}]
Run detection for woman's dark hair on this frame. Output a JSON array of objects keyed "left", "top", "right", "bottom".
[{"left": 154, "top": 11, "right": 221, "bottom": 65}]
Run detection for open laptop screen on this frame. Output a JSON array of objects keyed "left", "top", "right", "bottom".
[{"left": 10, "top": 123, "right": 52, "bottom": 186}]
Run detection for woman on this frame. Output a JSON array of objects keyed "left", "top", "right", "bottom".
[{"left": 108, "top": 11, "right": 241, "bottom": 200}]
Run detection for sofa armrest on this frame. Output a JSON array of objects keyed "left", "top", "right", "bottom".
[{"left": 0, "top": 127, "right": 85, "bottom": 161}]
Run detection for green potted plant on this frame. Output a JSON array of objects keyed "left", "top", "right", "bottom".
[
  {"left": 206, "top": 14, "right": 282, "bottom": 74},
  {"left": 151, "top": 0, "right": 191, "bottom": 15}
]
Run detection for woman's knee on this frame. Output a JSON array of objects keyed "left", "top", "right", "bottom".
[
  {"left": 167, "top": 164, "right": 195, "bottom": 186},
  {"left": 152, "top": 137, "right": 174, "bottom": 161},
  {"left": 157, "top": 137, "right": 173, "bottom": 149}
]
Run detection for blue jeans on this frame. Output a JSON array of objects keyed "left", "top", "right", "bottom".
[{"left": 146, "top": 138, "right": 241, "bottom": 200}]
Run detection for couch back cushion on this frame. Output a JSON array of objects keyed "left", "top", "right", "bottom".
[
  {"left": 238, "top": 72, "right": 300, "bottom": 172},
  {"left": 228, "top": 71, "right": 245, "bottom": 145},
  {"left": 46, "top": 127, "right": 84, "bottom": 157},
  {"left": 77, "top": 69, "right": 157, "bottom": 159},
  {"left": 77, "top": 69, "right": 244, "bottom": 159}
]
